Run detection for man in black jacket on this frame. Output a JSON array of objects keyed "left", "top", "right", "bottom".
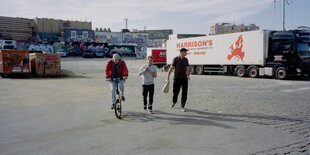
[{"left": 166, "top": 48, "right": 190, "bottom": 112}]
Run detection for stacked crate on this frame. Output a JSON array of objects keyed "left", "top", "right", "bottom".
[{"left": 30, "top": 53, "right": 61, "bottom": 77}]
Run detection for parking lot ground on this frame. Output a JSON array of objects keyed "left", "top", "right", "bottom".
[{"left": 1, "top": 57, "right": 310, "bottom": 155}]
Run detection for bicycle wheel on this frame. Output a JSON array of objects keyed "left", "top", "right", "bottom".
[{"left": 114, "top": 98, "right": 122, "bottom": 119}]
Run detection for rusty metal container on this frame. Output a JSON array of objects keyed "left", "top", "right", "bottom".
[
  {"left": 30, "top": 53, "right": 61, "bottom": 77},
  {"left": 0, "top": 50, "right": 30, "bottom": 77}
]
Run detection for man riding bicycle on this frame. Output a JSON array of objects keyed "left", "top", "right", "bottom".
[{"left": 105, "top": 54, "right": 128, "bottom": 109}]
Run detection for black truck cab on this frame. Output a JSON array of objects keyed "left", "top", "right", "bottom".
[{"left": 267, "top": 30, "right": 310, "bottom": 78}]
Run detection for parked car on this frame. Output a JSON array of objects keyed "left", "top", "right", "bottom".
[
  {"left": 83, "top": 50, "right": 94, "bottom": 58},
  {"left": 56, "top": 50, "right": 67, "bottom": 57},
  {"left": 95, "top": 51, "right": 104, "bottom": 57},
  {"left": 106, "top": 51, "right": 122, "bottom": 58}
]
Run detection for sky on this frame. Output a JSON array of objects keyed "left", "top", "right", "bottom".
[{"left": 1, "top": 0, "right": 310, "bottom": 34}]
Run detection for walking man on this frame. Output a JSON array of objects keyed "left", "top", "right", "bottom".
[
  {"left": 166, "top": 48, "right": 190, "bottom": 112},
  {"left": 139, "top": 56, "right": 157, "bottom": 113}
]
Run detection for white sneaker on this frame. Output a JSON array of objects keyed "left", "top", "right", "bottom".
[
  {"left": 148, "top": 110, "right": 153, "bottom": 114},
  {"left": 181, "top": 108, "right": 186, "bottom": 112}
]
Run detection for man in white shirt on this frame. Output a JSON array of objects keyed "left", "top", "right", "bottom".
[{"left": 139, "top": 56, "right": 157, "bottom": 113}]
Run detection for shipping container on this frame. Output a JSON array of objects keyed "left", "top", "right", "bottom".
[
  {"left": 30, "top": 53, "right": 61, "bottom": 77},
  {"left": 0, "top": 50, "right": 30, "bottom": 77}
]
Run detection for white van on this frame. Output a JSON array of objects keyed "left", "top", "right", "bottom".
[{"left": 0, "top": 40, "right": 17, "bottom": 50}]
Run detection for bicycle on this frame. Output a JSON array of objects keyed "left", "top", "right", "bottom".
[{"left": 113, "top": 78, "right": 122, "bottom": 119}]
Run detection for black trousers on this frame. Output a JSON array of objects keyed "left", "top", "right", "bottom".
[
  {"left": 142, "top": 84, "right": 154, "bottom": 110},
  {"left": 173, "top": 78, "right": 188, "bottom": 108}
]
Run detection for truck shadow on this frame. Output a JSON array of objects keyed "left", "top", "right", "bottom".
[
  {"left": 1, "top": 69, "right": 90, "bottom": 79},
  {"left": 121, "top": 108, "right": 304, "bottom": 129},
  {"left": 122, "top": 110, "right": 237, "bottom": 129},
  {"left": 187, "top": 109, "right": 304, "bottom": 123}
]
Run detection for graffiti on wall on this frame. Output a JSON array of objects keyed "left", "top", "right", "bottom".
[
  {"left": 66, "top": 35, "right": 94, "bottom": 43},
  {"left": 94, "top": 32, "right": 148, "bottom": 46},
  {"left": 147, "top": 39, "right": 165, "bottom": 48},
  {"left": 28, "top": 44, "right": 55, "bottom": 53},
  {"left": 16, "top": 42, "right": 55, "bottom": 53},
  {"left": 95, "top": 32, "right": 123, "bottom": 44},
  {"left": 122, "top": 33, "right": 147, "bottom": 46},
  {"left": 135, "top": 46, "right": 147, "bottom": 58}
]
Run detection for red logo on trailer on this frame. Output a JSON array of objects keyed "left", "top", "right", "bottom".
[{"left": 227, "top": 35, "right": 245, "bottom": 61}]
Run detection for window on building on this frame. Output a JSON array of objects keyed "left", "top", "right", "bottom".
[
  {"left": 83, "top": 31, "right": 88, "bottom": 38},
  {"left": 71, "top": 31, "right": 77, "bottom": 38}
]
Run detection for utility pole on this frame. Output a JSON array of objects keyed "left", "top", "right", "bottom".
[
  {"left": 282, "top": 0, "right": 285, "bottom": 31},
  {"left": 282, "top": 0, "right": 290, "bottom": 31},
  {"left": 125, "top": 18, "right": 128, "bottom": 29}
]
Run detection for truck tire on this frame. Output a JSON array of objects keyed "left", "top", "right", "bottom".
[
  {"left": 196, "top": 66, "right": 204, "bottom": 75},
  {"left": 275, "top": 67, "right": 287, "bottom": 80},
  {"left": 162, "top": 65, "right": 169, "bottom": 72},
  {"left": 235, "top": 66, "right": 246, "bottom": 77},
  {"left": 189, "top": 66, "right": 196, "bottom": 74},
  {"left": 248, "top": 66, "right": 259, "bottom": 78}
]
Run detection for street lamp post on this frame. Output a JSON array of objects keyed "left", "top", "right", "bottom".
[{"left": 282, "top": 0, "right": 285, "bottom": 31}]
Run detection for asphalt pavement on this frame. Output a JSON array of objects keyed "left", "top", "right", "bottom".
[{"left": 0, "top": 57, "right": 309, "bottom": 155}]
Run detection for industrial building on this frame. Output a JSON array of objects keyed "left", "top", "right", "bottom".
[
  {"left": 0, "top": 16, "right": 36, "bottom": 41},
  {"left": 210, "top": 23, "right": 259, "bottom": 35},
  {"left": 0, "top": 16, "right": 92, "bottom": 41},
  {"left": 34, "top": 18, "right": 92, "bottom": 41}
]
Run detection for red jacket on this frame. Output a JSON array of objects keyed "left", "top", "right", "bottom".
[{"left": 105, "top": 60, "right": 128, "bottom": 79}]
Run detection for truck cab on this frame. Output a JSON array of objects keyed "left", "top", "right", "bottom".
[{"left": 268, "top": 30, "right": 310, "bottom": 78}]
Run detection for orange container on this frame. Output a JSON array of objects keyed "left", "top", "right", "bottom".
[
  {"left": 0, "top": 50, "right": 30, "bottom": 76},
  {"left": 30, "top": 53, "right": 61, "bottom": 77}
]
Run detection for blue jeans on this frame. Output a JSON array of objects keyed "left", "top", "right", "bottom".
[{"left": 109, "top": 79, "right": 124, "bottom": 105}]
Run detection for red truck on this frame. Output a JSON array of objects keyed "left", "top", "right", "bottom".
[{"left": 147, "top": 48, "right": 166, "bottom": 68}]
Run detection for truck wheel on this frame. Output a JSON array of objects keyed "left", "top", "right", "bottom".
[
  {"left": 162, "top": 65, "right": 169, "bottom": 72},
  {"left": 235, "top": 66, "right": 246, "bottom": 77},
  {"left": 275, "top": 67, "right": 287, "bottom": 80},
  {"left": 189, "top": 66, "right": 196, "bottom": 74},
  {"left": 248, "top": 67, "right": 258, "bottom": 78},
  {"left": 196, "top": 66, "right": 204, "bottom": 75}
]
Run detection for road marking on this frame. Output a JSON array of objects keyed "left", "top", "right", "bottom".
[{"left": 282, "top": 87, "right": 310, "bottom": 92}]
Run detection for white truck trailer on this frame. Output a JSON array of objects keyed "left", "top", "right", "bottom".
[{"left": 167, "top": 30, "right": 310, "bottom": 79}]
